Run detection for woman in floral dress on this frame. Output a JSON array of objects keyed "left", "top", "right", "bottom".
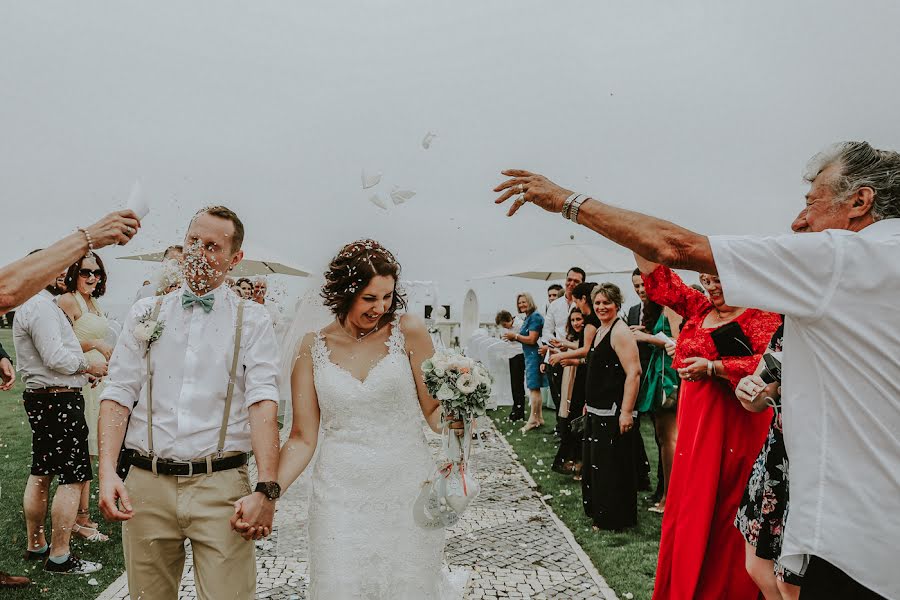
[{"left": 734, "top": 322, "right": 802, "bottom": 600}]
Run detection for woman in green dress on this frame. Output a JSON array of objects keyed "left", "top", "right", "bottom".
[{"left": 634, "top": 300, "right": 681, "bottom": 513}]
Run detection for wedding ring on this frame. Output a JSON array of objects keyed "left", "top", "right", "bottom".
[{"left": 518, "top": 184, "right": 525, "bottom": 193}]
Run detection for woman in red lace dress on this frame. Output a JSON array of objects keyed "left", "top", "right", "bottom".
[{"left": 637, "top": 258, "right": 782, "bottom": 600}]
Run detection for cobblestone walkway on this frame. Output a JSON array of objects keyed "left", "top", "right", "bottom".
[{"left": 97, "top": 420, "right": 616, "bottom": 599}]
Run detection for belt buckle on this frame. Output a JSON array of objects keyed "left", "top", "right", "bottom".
[{"left": 172, "top": 459, "right": 194, "bottom": 477}]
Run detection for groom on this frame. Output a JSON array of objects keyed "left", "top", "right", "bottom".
[{"left": 97, "top": 205, "right": 282, "bottom": 600}]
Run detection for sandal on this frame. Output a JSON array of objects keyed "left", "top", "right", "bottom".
[
  {"left": 648, "top": 505, "right": 665, "bottom": 514},
  {"left": 520, "top": 420, "right": 540, "bottom": 434},
  {"left": 72, "top": 523, "right": 109, "bottom": 542}
]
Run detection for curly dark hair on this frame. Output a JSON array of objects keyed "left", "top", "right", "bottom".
[
  {"left": 64, "top": 253, "right": 107, "bottom": 298},
  {"left": 321, "top": 239, "right": 407, "bottom": 321}
]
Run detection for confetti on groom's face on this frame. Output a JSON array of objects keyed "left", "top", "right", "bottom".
[{"left": 183, "top": 213, "right": 241, "bottom": 292}]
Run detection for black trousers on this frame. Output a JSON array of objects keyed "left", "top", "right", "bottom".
[
  {"left": 800, "top": 556, "right": 886, "bottom": 599},
  {"left": 508, "top": 355, "right": 526, "bottom": 415},
  {"left": 547, "top": 363, "right": 562, "bottom": 411}
]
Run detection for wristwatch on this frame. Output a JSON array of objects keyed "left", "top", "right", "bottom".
[{"left": 254, "top": 481, "right": 281, "bottom": 501}]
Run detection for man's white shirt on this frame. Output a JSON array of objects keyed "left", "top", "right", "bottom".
[
  {"left": 542, "top": 295, "right": 573, "bottom": 342},
  {"left": 12, "top": 290, "right": 87, "bottom": 390},
  {"left": 710, "top": 218, "right": 900, "bottom": 599},
  {"left": 101, "top": 284, "right": 280, "bottom": 461}
]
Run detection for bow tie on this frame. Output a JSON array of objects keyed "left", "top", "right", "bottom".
[{"left": 182, "top": 289, "right": 215, "bottom": 313}]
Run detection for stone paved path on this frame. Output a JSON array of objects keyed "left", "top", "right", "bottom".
[{"left": 97, "top": 421, "right": 616, "bottom": 599}]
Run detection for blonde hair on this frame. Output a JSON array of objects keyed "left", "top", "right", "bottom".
[{"left": 516, "top": 292, "right": 537, "bottom": 315}]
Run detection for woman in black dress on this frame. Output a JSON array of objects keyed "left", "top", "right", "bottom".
[{"left": 581, "top": 283, "right": 643, "bottom": 531}]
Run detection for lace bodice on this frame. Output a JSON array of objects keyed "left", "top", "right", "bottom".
[
  {"left": 305, "top": 315, "right": 462, "bottom": 599},
  {"left": 311, "top": 316, "right": 426, "bottom": 438}
]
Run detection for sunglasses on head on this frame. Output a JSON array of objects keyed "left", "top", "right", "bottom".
[{"left": 78, "top": 269, "right": 103, "bottom": 279}]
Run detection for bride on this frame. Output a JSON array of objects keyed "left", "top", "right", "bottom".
[{"left": 272, "top": 240, "right": 465, "bottom": 599}]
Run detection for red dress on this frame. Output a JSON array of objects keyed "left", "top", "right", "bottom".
[{"left": 644, "top": 266, "right": 781, "bottom": 600}]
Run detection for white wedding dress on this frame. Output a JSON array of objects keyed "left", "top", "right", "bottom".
[{"left": 307, "top": 316, "right": 467, "bottom": 599}]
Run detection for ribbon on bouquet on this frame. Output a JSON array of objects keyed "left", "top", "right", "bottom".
[{"left": 437, "top": 460, "right": 470, "bottom": 495}]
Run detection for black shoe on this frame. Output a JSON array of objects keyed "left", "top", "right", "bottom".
[
  {"left": 508, "top": 411, "right": 525, "bottom": 422},
  {"left": 23, "top": 547, "right": 49, "bottom": 561},
  {"left": 44, "top": 555, "right": 102, "bottom": 575},
  {"left": 637, "top": 478, "right": 652, "bottom": 492}
]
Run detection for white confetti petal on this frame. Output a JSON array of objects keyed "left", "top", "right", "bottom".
[
  {"left": 361, "top": 169, "right": 382, "bottom": 189},
  {"left": 369, "top": 193, "right": 388, "bottom": 210},
  {"left": 390, "top": 187, "right": 416, "bottom": 205},
  {"left": 421, "top": 131, "right": 437, "bottom": 149}
]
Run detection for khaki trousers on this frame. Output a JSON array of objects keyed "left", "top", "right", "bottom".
[{"left": 122, "top": 464, "right": 255, "bottom": 600}]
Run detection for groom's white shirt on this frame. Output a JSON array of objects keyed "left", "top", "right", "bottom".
[{"left": 101, "top": 283, "right": 280, "bottom": 461}]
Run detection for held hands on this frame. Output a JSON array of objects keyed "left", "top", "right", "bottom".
[
  {"left": 98, "top": 471, "right": 133, "bottom": 522},
  {"left": 93, "top": 341, "right": 114, "bottom": 361},
  {"left": 677, "top": 356, "right": 711, "bottom": 382},
  {"left": 0, "top": 357, "right": 15, "bottom": 391},
  {"left": 503, "top": 331, "right": 518, "bottom": 342},
  {"left": 494, "top": 170, "right": 572, "bottom": 217},
  {"left": 559, "top": 358, "right": 581, "bottom": 367},
  {"left": 231, "top": 493, "right": 275, "bottom": 541},
  {"left": 665, "top": 341, "right": 677, "bottom": 357},
  {"left": 86, "top": 356, "right": 108, "bottom": 378}
]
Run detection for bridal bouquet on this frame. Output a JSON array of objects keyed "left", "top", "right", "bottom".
[
  {"left": 414, "top": 349, "right": 492, "bottom": 530},
  {"left": 421, "top": 348, "right": 492, "bottom": 421}
]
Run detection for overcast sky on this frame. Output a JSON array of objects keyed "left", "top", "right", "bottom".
[{"left": 3, "top": 1, "right": 900, "bottom": 320}]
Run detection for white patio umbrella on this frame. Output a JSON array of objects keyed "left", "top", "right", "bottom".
[
  {"left": 471, "top": 242, "right": 635, "bottom": 281},
  {"left": 117, "top": 244, "right": 311, "bottom": 277}
]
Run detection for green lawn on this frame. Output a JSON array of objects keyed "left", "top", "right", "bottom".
[
  {"left": 0, "top": 329, "right": 125, "bottom": 599},
  {"left": 488, "top": 406, "right": 661, "bottom": 600}
]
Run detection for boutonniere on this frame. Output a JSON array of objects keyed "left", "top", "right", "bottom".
[{"left": 134, "top": 307, "right": 165, "bottom": 350}]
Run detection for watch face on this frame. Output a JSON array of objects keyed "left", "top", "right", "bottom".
[{"left": 258, "top": 481, "right": 281, "bottom": 500}]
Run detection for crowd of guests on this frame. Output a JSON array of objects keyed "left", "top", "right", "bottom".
[
  {"left": 495, "top": 245, "right": 831, "bottom": 598},
  {"left": 492, "top": 140, "right": 899, "bottom": 599},
  {"left": 0, "top": 218, "right": 281, "bottom": 585}
]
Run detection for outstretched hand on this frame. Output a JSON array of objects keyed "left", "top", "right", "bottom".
[
  {"left": 231, "top": 493, "right": 275, "bottom": 541},
  {"left": 493, "top": 170, "right": 572, "bottom": 217}
]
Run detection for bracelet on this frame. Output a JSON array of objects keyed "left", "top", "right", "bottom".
[
  {"left": 77, "top": 227, "right": 95, "bottom": 257},
  {"left": 707, "top": 360, "right": 714, "bottom": 377},
  {"left": 562, "top": 193, "right": 583, "bottom": 220},
  {"left": 568, "top": 196, "right": 588, "bottom": 223}
]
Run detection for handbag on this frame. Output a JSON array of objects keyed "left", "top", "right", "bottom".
[
  {"left": 710, "top": 321, "right": 754, "bottom": 357},
  {"left": 413, "top": 419, "right": 481, "bottom": 529},
  {"left": 569, "top": 414, "right": 587, "bottom": 434}
]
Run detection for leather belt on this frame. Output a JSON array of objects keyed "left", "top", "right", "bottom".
[
  {"left": 129, "top": 452, "right": 248, "bottom": 477},
  {"left": 25, "top": 386, "right": 82, "bottom": 395}
]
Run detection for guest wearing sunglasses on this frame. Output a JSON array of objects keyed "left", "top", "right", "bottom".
[{"left": 57, "top": 253, "right": 112, "bottom": 543}]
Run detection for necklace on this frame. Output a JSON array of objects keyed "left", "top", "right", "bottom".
[{"left": 339, "top": 320, "right": 380, "bottom": 343}]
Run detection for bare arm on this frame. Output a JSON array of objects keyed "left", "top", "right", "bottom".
[
  {"left": 97, "top": 400, "right": 134, "bottom": 522},
  {"left": 612, "top": 325, "right": 643, "bottom": 416},
  {"left": 494, "top": 172, "right": 716, "bottom": 274},
  {"left": 0, "top": 210, "right": 141, "bottom": 315},
  {"left": 550, "top": 324, "right": 597, "bottom": 363},
  {"left": 249, "top": 400, "right": 280, "bottom": 482},
  {"left": 276, "top": 333, "right": 320, "bottom": 491},
  {"left": 403, "top": 314, "right": 443, "bottom": 433}
]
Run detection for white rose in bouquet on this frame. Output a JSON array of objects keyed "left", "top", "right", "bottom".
[
  {"left": 456, "top": 373, "right": 478, "bottom": 394},
  {"left": 436, "top": 382, "right": 457, "bottom": 401}
]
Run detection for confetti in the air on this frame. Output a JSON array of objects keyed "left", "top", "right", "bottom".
[
  {"left": 369, "top": 193, "right": 388, "bottom": 210},
  {"left": 361, "top": 169, "right": 382, "bottom": 189},
  {"left": 390, "top": 188, "right": 416, "bottom": 205},
  {"left": 421, "top": 131, "right": 437, "bottom": 149}
]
